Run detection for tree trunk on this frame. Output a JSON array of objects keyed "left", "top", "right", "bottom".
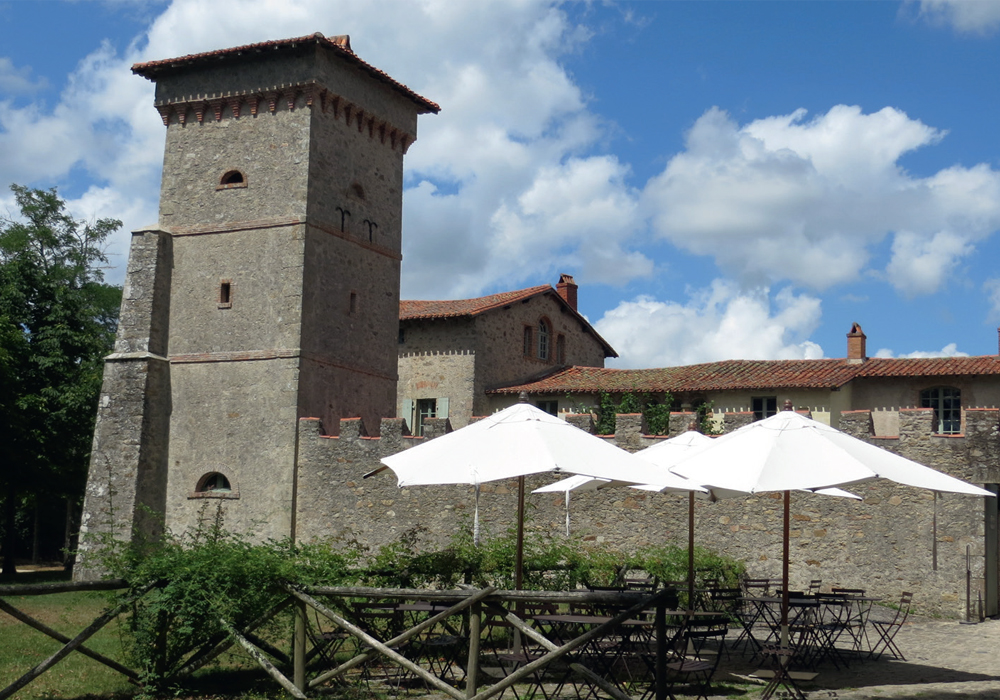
[{"left": 1, "top": 487, "right": 18, "bottom": 578}]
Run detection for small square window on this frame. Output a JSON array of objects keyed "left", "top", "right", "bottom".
[{"left": 752, "top": 396, "right": 777, "bottom": 421}]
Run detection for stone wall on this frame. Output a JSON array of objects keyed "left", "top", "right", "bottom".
[
  {"left": 397, "top": 289, "right": 610, "bottom": 428},
  {"left": 294, "top": 406, "right": 1000, "bottom": 618}
]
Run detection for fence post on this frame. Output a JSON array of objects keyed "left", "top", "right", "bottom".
[
  {"left": 294, "top": 597, "right": 306, "bottom": 692},
  {"left": 466, "top": 601, "right": 481, "bottom": 699},
  {"left": 655, "top": 601, "right": 666, "bottom": 700}
]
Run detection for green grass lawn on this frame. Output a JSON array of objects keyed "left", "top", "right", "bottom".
[{"left": 0, "top": 580, "right": 136, "bottom": 698}]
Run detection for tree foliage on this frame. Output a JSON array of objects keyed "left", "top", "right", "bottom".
[{"left": 0, "top": 184, "right": 122, "bottom": 576}]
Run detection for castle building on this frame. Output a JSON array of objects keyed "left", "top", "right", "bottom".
[
  {"left": 77, "top": 34, "right": 1000, "bottom": 619},
  {"left": 397, "top": 274, "right": 616, "bottom": 431},
  {"left": 76, "top": 34, "right": 438, "bottom": 577}
]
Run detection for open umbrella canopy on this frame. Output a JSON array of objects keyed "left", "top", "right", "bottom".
[
  {"left": 663, "top": 408, "right": 992, "bottom": 640},
  {"left": 668, "top": 410, "right": 994, "bottom": 498},
  {"left": 381, "top": 402, "right": 704, "bottom": 490}
]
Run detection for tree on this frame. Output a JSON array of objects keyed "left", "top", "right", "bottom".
[{"left": 0, "top": 185, "right": 121, "bottom": 577}]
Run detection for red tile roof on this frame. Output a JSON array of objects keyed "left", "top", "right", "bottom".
[
  {"left": 400, "top": 285, "right": 551, "bottom": 320},
  {"left": 400, "top": 284, "right": 618, "bottom": 357},
  {"left": 132, "top": 33, "right": 440, "bottom": 114},
  {"left": 855, "top": 355, "right": 1000, "bottom": 378},
  {"left": 490, "top": 354, "right": 1000, "bottom": 395}
]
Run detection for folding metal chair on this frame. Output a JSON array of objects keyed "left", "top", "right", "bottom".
[
  {"left": 641, "top": 625, "right": 729, "bottom": 700},
  {"left": 869, "top": 592, "right": 913, "bottom": 661}
]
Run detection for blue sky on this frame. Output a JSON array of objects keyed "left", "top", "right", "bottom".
[{"left": 3, "top": 0, "right": 1000, "bottom": 367}]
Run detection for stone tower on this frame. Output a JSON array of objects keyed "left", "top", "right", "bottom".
[{"left": 75, "top": 34, "right": 437, "bottom": 578}]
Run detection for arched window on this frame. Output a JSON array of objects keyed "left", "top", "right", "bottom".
[
  {"left": 920, "top": 386, "right": 961, "bottom": 434},
  {"left": 196, "top": 472, "right": 232, "bottom": 493},
  {"left": 219, "top": 170, "right": 246, "bottom": 188},
  {"left": 537, "top": 319, "right": 550, "bottom": 360}
]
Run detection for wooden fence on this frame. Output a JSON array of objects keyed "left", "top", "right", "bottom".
[{"left": 0, "top": 580, "right": 679, "bottom": 700}]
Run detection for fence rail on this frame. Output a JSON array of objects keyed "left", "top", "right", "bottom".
[{"left": 1, "top": 580, "right": 680, "bottom": 700}]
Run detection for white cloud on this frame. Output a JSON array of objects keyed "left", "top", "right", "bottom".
[
  {"left": 642, "top": 105, "right": 1000, "bottom": 296},
  {"left": 595, "top": 282, "right": 824, "bottom": 368},
  {"left": 0, "top": 57, "right": 48, "bottom": 94},
  {"left": 885, "top": 230, "right": 973, "bottom": 297},
  {"left": 916, "top": 0, "right": 1000, "bottom": 34},
  {"left": 985, "top": 278, "right": 1000, "bottom": 322},
  {"left": 1, "top": 0, "right": 648, "bottom": 294},
  {"left": 874, "top": 343, "right": 969, "bottom": 359}
]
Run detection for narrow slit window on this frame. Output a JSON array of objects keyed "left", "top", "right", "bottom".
[
  {"left": 349, "top": 291, "right": 358, "bottom": 314},
  {"left": 219, "top": 280, "right": 233, "bottom": 308}
]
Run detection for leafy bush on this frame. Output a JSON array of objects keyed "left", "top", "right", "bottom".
[
  {"left": 96, "top": 505, "right": 744, "bottom": 689},
  {"left": 594, "top": 391, "right": 674, "bottom": 436}
]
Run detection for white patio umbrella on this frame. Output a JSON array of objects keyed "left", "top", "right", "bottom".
[
  {"left": 633, "top": 430, "right": 862, "bottom": 609},
  {"left": 665, "top": 406, "right": 994, "bottom": 645},
  {"left": 377, "top": 400, "right": 705, "bottom": 588}
]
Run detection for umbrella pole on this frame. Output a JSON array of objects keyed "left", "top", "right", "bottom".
[
  {"left": 516, "top": 475, "right": 525, "bottom": 591},
  {"left": 474, "top": 484, "right": 481, "bottom": 547},
  {"left": 688, "top": 491, "right": 695, "bottom": 613},
  {"left": 781, "top": 489, "right": 790, "bottom": 649},
  {"left": 565, "top": 491, "right": 571, "bottom": 538}
]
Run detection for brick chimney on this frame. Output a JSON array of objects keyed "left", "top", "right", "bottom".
[
  {"left": 556, "top": 274, "right": 578, "bottom": 310},
  {"left": 847, "top": 322, "right": 867, "bottom": 363}
]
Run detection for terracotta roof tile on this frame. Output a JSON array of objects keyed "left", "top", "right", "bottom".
[
  {"left": 855, "top": 355, "right": 1000, "bottom": 378},
  {"left": 400, "top": 286, "right": 551, "bottom": 320},
  {"left": 132, "top": 33, "right": 440, "bottom": 114},
  {"left": 400, "top": 284, "right": 618, "bottom": 357},
  {"left": 490, "top": 354, "right": 1000, "bottom": 395},
  {"left": 490, "top": 359, "right": 860, "bottom": 395}
]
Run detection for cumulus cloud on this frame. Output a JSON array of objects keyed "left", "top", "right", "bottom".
[
  {"left": 1, "top": 0, "right": 649, "bottom": 294},
  {"left": 915, "top": 0, "right": 1000, "bottom": 34},
  {"left": 0, "top": 57, "right": 48, "bottom": 94},
  {"left": 595, "top": 282, "right": 825, "bottom": 368},
  {"left": 873, "top": 344, "right": 969, "bottom": 358},
  {"left": 985, "top": 278, "right": 1000, "bottom": 322},
  {"left": 642, "top": 105, "right": 1000, "bottom": 296}
]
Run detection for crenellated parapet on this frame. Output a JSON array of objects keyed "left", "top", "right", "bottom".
[{"left": 152, "top": 80, "right": 417, "bottom": 153}]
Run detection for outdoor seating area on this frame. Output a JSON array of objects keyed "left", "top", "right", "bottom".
[{"left": 287, "top": 578, "right": 916, "bottom": 700}]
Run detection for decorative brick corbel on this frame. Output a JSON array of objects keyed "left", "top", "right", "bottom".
[
  {"left": 400, "top": 134, "right": 413, "bottom": 154},
  {"left": 193, "top": 103, "right": 207, "bottom": 124},
  {"left": 343, "top": 103, "right": 354, "bottom": 127},
  {"left": 378, "top": 122, "right": 387, "bottom": 144},
  {"left": 247, "top": 95, "right": 260, "bottom": 117},
  {"left": 211, "top": 100, "right": 224, "bottom": 122},
  {"left": 155, "top": 105, "right": 171, "bottom": 126},
  {"left": 266, "top": 92, "right": 279, "bottom": 114},
  {"left": 229, "top": 97, "right": 242, "bottom": 119},
  {"left": 367, "top": 116, "right": 375, "bottom": 138},
  {"left": 329, "top": 94, "right": 340, "bottom": 119},
  {"left": 177, "top": 107, "right": 188, "bottom": 126},
  {"left": 307, "top": 86, "right": 321, "bottom": 109},
  {"left": 355, "top": 109, "right": 365, "bottom": 132},
  {"left": 286, "top": 90, "right": 298, "bottom": 112}
]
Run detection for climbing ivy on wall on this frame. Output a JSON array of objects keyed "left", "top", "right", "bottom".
[{"left": 594, "top": 391, "right": 674, "bottom": 436}]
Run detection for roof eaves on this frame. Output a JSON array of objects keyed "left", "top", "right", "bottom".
[{"left": 131, "top": 33, "right": 440, "bottom": 114}]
